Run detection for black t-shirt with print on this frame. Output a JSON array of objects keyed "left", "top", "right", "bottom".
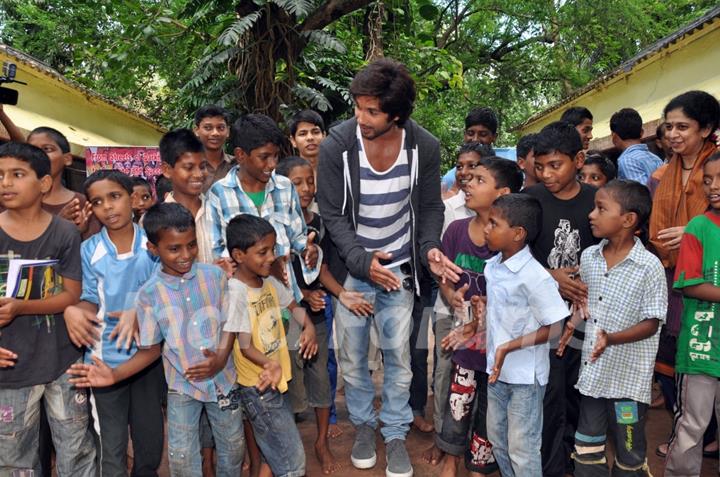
[
  {"left": 0, "top": 216, "right": 83, "bottom": 388},
  {"left": 524, "top": 183, "right": 599, "bottom": 269}
]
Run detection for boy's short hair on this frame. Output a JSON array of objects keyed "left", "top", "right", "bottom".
[
  {"left": 227, "top": 214, "right": 276, "bottom": 253},
  {"left": 465, "top": 107, "right": 498, "bottom": 134},
  {"left": 28, "top": 127, "right": 71, "bottom": 154},
  {"left": 84, "top": 169, "right": 134, "bottom": 197},
  {"left": 155, "top": 175, "right": 173, "bottom": 202},
  {"left": 477, "top": 157, "right": 524, "bottom": 193},
  {"left": 131, "top": 176, "right": 151, "bottom": 190},
  {"left": 492, "top": 193, "right": 542, "bottom": 243},
  {"left": 663, "top": 90, "right": 720, "bottom": 133},
  {"left": 143, "top": 202, "right": 196, "bottom": 245},
  {"left": 289, "top": 110, "right": 326, "bottom": 136},
  {"left": 193, "top": 105, "right": 230, "bottom": 126},
  {"left": 560, "top": 106, "right": 593, "bottom": 126},
  {"left": 655, "top": 123, "right": 666, "bottom": 140},
  {"left": 584, "top": 153, "right": 617, "bottom": 181},
  {"left": 276, "top": 156, "right": 312, "bottom": 178},
  {"left": 0, "top": 142, "right": 51, "bottom": 178},
  {"left": 457, "top": 142, "right": 495, "bottom": 160},
  {"left": 230, "top": 114, "right": 285, "bottom": 154},
  {"left": 602, "top": 179, "right": 652, "bottom": 230},
  {"left": 516, "top": 133, "right": 537, "bottom": 159},
  {"left": 160, "top": 129, "right": 205, "bottom": 167},
  {"left": 349, "top": 58, "right": 416, "bottom": 126},
  {"left": 534, "top": 121, "right": 583, "bottom": 159},
  {"left": 705, "top": 151, "right": 720, "bottom": 166},
  {"left": 610, "top": 108, "right": 643, "bottom": 140}
]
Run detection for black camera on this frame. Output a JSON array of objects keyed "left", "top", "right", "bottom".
[{"left": 0, "top": 62, "right": 24, "bottom": 105}]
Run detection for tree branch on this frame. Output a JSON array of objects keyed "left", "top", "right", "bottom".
[
  {"left": 489, "top": 34, "right": 553, "bottom": 61},
  {"left": 301, "top": 0, "right": 374, "bottom": 32}
]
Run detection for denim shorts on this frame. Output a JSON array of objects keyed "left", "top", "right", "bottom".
[{"left": 239, "top": 386, "right": 305, "bottom": 477}]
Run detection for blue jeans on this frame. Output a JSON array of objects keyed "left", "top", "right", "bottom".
[
  {"left": 487, "top": 380, "right": 545, "bottom": 477},
  {"left": 0, "top": 364, "right": 96, "bottom": 476},
  {"left": 336, "top": 268, "right": 414, "bottom": 441},
  {"left": 239, "top": 386, "right": 305, "bottom": 477},
  {"left": 166, "top": 390, "right": 244, "bottom": 477}
]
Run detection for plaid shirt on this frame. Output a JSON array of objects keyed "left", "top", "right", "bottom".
[
  {"left": 206, "top": 166, "right": 319, "bottom": 300},
  {"left": 137, "top": 263, "right": 236, "bottom": 402},
  {"left": 576, "top": 238, "right": 667, "bottom": 404}
]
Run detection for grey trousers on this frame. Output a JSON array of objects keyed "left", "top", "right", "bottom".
[
  {"left": 432, "top": 313, "right": 454, "bottom": 434},
  {"left": 665, "top": 373, "right": 720, "bottom": 476}
]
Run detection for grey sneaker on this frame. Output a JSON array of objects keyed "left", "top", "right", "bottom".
[
  {"left": 385, "top": 439, "right": 413, "bottom": 477},
  {"left": 351, "top": 424, "right": 377, "bottom": 469}
]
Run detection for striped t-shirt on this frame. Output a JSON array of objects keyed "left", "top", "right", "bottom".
[{"left": 356, "top": 127, "right": 411, "bottom": 267}]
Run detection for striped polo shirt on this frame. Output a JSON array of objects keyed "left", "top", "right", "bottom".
[{"left": 356, "top": 127, "right": 411, "bottom": 267}]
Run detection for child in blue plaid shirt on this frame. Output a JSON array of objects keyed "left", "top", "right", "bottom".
[{"left": 558, "top": 180, "right": 667, "bottom": 476}]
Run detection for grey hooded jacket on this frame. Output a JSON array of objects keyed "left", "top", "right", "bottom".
[{"left": 316, "top": 117, "right": 444, "bottom": 293}]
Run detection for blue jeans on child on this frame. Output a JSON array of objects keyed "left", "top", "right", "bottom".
[
  {"left": 487, "top": 379, "right": 546, "bottom": 477},
  {"left": 0, "top": 362, "right": 96, "bottom": 476},
  {"left": 239, "top": 386, "right": 306, "bottom": 477},
  {"left": 166, "top": 389, "right": 244, "bottom": 477},
  {"left": 335, "top": 267, "right": 414, "bottom": 442}
]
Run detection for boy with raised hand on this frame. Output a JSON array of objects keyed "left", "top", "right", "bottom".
[
  {"left": 70, "top": 202, "right": 244, "bottom": 476},
  {"left": 432, "top": 157, "right": 523, "bottom": 477},
  {"left": 483, "top": 194, "right": 570, "bottom": 477},
  {"left": 0, "top": 142, "right": 95, "bottom": 475},
  {"left": 524, "top": 120, "right": 599, "bottom": 477},
  {"left": 64, "top": 169, "right": 164, "bottom": 476},
  {"left": 193, "top": 104, "right": 234, "bottom": 192},
  {"left": 224, "top": 214, "right": 318, "bottom": 477},
  {"left": 558, "top": 180, "right": 666, "bottom": 475},
  {"left": 206, "top": 113, "right": 320, "bottom": 303}
]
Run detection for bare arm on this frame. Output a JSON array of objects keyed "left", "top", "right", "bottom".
[
  {"left": 0, "top": 105, "right": 25, "bottom": 142},
  {"left": 591, "top": 319, "right": 660, "bottom": 362},
  {"left": 67, "top": 344, "right": 162, "bottom": 388},
  {"left": 683, "top": 283, "right": 720, "bottom": 303},
  {"left": 0, "top": 277, "right": 81, "bottom": 327}
]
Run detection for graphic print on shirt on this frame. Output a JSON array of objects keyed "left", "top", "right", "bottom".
[
  {"left": 0, "top": 252, "right": 61, "bottom": 331},
  {"left": 687, "top": 259, "right": 719, "bottom": 363},
  {"left": 548, "top": 219, "right": 581, "bottom": 269},
  {"left": 251, "top": 289, "right": 281, "bottom": 356}
]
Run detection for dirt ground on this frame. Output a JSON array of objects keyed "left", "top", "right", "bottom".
[{"left": 143, "top": 375, "right": 719, "bottom": 477}]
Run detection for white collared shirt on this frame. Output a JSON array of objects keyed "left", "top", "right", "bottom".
[
  {"left": 485, "top": 245, "right": 569, "bottom": 385},
  {"left": 442, "top": 191, "right": 474, "bottom": 236}
]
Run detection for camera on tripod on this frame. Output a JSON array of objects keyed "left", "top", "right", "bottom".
[{"left": 0, "top": 62, "right": 26, "bottom": 105}]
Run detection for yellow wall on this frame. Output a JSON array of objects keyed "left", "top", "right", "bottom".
[
  {"left": 0, "top": 48, "right": 165, "bottom": 155},
  {"left": 517, "top": 18, "right": 720, "bottom": 146}
]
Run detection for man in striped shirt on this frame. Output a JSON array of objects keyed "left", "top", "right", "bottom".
[{"left": 317, "top": 58, "right": 460, "bottom": 477}]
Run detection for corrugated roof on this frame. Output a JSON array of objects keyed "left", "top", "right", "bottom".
[
  {"left": 512, "top": 5, "right": 720, "bottom": 131},
  {"left": 0, "top": 43, "right": 165, "bottom": 130}
]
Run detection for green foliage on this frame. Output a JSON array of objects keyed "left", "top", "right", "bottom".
[{"left": 0, "top": 0, "right": 716, "bottom": 155}]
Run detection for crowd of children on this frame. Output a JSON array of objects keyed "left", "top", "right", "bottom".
[{"left": 0, "top": 57, "right": 719, "bottom": 477}]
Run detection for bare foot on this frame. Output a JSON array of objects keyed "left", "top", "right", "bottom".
[
  {"left": 439, "top": 454, "right": 459, "bottom": 477},
  {"left": 413, "top": 415, "right": 434, "bottom": 433},
  {"left": 327, "top": 423, "right": 343, "bottom": 438},
  {"left": 422, "top": 443, "right": 445, "bottom": 465},
  {"left": 315, "top": 441, "right": 341, "bottom": 474},
  {"left": 201, "top": 447, "right": 215, "bottom": 477},
  {"left": 258, "top": 462, "right": 273, "bottom": 477},
  {"left": 242, "top": 453, "right": 250, "bottom": 472}
]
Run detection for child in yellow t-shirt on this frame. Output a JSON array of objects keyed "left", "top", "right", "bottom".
[{"left": 224, "top": 214, "right": 317, "bottom": 477}]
